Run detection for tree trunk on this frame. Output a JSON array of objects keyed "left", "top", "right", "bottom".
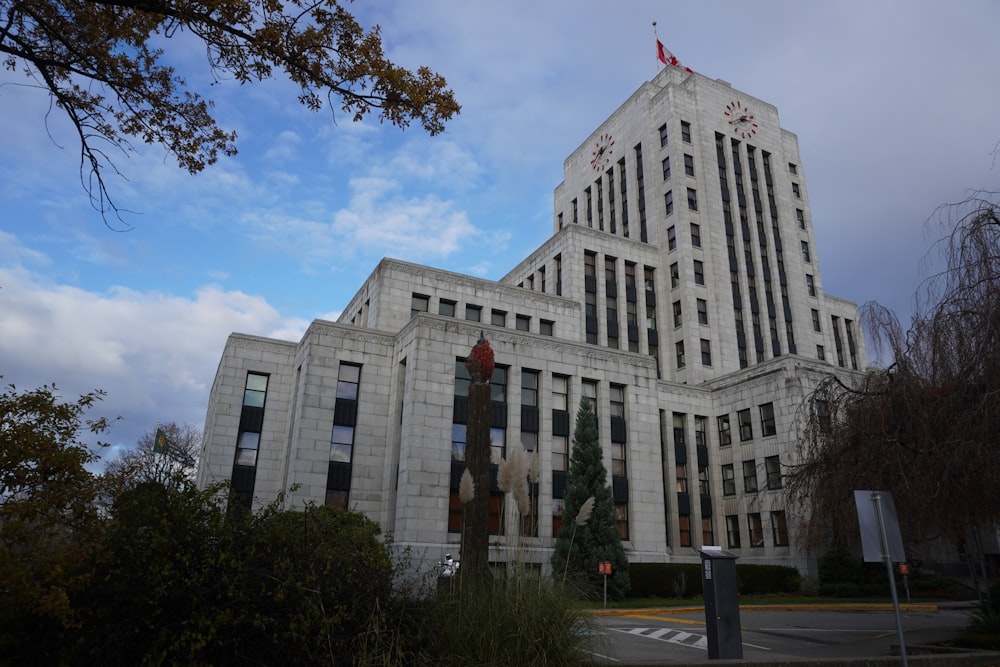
[{"left": 459, "top": 336, "right": 495, "bottom": 585}]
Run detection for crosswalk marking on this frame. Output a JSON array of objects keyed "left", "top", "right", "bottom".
[{"left": 614, "top": 627, "right": 708, "bottom": 650}]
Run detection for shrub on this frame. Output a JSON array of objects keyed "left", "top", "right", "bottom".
[
  {"left": 629, "top": 562, "right": 801, "bottom": 598},
  {"left": 423, "top": 573, "right": 601, "bottom": 666},
  {"left": 737, "top": 564, "right": 801, "bottom": 595},
  {"left": 629, "top": 563, "right": 702, "bottom": 598}
]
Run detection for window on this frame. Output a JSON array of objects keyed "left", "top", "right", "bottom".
[
  {"left": 749, "top": 513, "right": 764, "bottom": 547},
  {"left": 465, "top": 304, "right": 482, "bottom": 322},
  {"left": 771, "top": 510, "right": 789, "bottom": 546},
  {"left": 743, "top": 460, "right": 758, "bottom": 493},
  {"left": 695, "top": 415, "right": 707, "bottom": 447},
  {"left": 664, "top": 190, "right": 674, "bottom": 216},
  {"left": 700, "top": 339, "right": 712, "bottom": 366},
  {"left": 717, "top": 414, "right": 731, "bottom": 446},
  {"left": 686, "top": 187, "right": 698, "bottom": 211},
  {"left": 612, "top": 442, "right": 626, "bottom": 477},
  {"left": 678, "top": 515, "right": 691, "bottom": 547},
  {"left": 672, "top": 300, "right": 682, "bottom": 327},
  {"left": 792, "top": 182, "right": 800, "bottom": 198},
  {"left": 451, "top": 423, "right": 467, "bottom": 461},
  {"left": 697, "top": 298, "right": 708, "bottom": 325},
  {"left": 806, "top": 274, "right": 815, "bottom": 297},
  {"left": 515, "top": 314, "right": 530, "bottom": 331},
  {"left": 439, "top": 299, "right": 456, "bottom": 317},
  {"left": 540, "top": 319, "right": 554, "bottom": 336},
  {"left": 667, "top": 225, "right": 677, "bottom": 251},
  {"left": 690, "top": 223, "right": 701, "bottom": 247},
  {"left": 726, "top": 515, "right": 741, "bottom": 549},
  {"left": 765, "top": 455, "right": 782, "bottom": 490},
  {"left": 673, "top": 412, "right": 686, "bottom": 449},
  {"left": 552, "top": 498, "right": 565, "bottom": 536},
  {"left": 670, "top": 262, "right": 679, "bottom": 288},
  {"left": 659, "top": 123, "right": 668, "bottom": 147},
  {"left": 336, "top": 363, "right": 361, "bottom": 400},
  {"left": 737, "top": 408, "right": 753, "bottom": 441},
  {"left": 693, "top": 260, "right": 704, "bottom": 285},
  {"left": 675, "top": 341, "right": 685, "bottom": 368},
  {"left": 661, "top": 156, "right": 671, "bottom": 181},
  {"left": 582, "top": 379, "right": 598, "bottom": 408},
  {"left": 759, "top": 402, "right": 776, "bottom": 437},
  {"left": 816, "top": 398, "right": 832, "bottom": 433},
  {"left": 796, "top": 208, "right": 805, "bottom": 229},
  {"left": 552, "top": 374, "right": 568, "bottom": 412},
  {"left": 681, "top": 120, "right": 691, "bottom": 143},
  {"left": 492, "top": 309, "right": 506, "bottom": 326},
  {"left": 236, "top": 431, "right": 260, "bottom": 466},
  {"left": 235, "top": 372, "right": 268, "bottom": 470},
  {"left": 702, "top": 517, "right": 715, "bottom": 546},
  {"left": 811, "top": 308, "right": 821, "bottom": 332},
  {"left": 615, "top": 503, "right": 629, "bottom": 541},
  {"left": 242, "top": 372, "right": 268, "bottom": 408},
  {"left": 521, "top": 369, "right": 539, "bottom": 407},
  {"left": 410, "top": 293, "right": 429, "bottom": 317},
  {"left": 610, "top": 384, "right": 625, "bottom": 419},
  {"left": 801, "top": 240, "right": 811, "bottom": 263},
  {"left": 552, "top": 435, "right": 568, "bottom": 472},
  {"left": 675, "top": 463, "right": 688, "bottom": 493},
  {"left": 684, "top": 153, "right": 694, "bottom": 177},
  {"left": 817, "top": 344, "right": 826, "bottom": 360},
  {"left": 788, "top": 162, "right": 798, "bottom": 175},
  {"left": 722, "top": 464, "right": 736, "bottom": 496},
  {"left": 330, "top": 424, "right": 354, "bottom": 463}
]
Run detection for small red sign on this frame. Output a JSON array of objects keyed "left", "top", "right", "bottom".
[
  {"left": 599, "top": 561, "right": 612, "bottom": 575},
  {"left": 898, "top": 563, "right": 910, "bottom": 575}
]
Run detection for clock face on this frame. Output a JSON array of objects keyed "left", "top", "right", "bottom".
[
  {"left": 724, "top": 101, "right": 758, "bottom": 139},
  {"left": 590, "top": 133, "right": 614, "bottom": 171}
]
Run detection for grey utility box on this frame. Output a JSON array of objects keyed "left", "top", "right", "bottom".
[{"left": 699, "top": 547, "right": 743, "bottom": 659}]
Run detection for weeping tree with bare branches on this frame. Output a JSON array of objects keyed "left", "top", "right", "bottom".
[{"left": 787, "top": 192, "right": 1000, "bottom": 553}]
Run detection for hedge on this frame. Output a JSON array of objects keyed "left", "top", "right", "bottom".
[{"left": 629, "top": 562, "right": 801, "bottom": 598}]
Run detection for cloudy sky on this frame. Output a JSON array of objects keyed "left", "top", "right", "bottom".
[{"left": 2, "top": 0, "right": 998, "bottom": 462}]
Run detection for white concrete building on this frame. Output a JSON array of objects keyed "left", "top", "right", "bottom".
[{"left": 197, "top": 66, "right": 867, "bottom": 576}]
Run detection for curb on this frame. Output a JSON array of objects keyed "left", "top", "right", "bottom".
[{"left": 586, "top": 602, "right": 946, "bottom": 616}]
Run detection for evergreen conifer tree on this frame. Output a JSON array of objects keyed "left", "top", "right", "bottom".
[{"left": 550, "top": 398, "right": 630, "bottom": 598}]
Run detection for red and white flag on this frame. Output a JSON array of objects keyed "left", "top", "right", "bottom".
[{"left": 657, "top": 39, "right": 692, "bottom": 72}]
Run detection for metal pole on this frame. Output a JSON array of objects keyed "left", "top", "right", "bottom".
[
  {"left": 603, "top": 573, "right": 608, "bottom": 609},
  {"left": 872, "top": 491, "right": 908, "bottom": 667}
]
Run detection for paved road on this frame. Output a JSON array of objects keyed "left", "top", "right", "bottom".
[{"left": 585, "top": 604, "right": 975, "bottom": 664}]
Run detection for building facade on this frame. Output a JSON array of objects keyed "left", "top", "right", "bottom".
[{"left": 197, "top": 66, "right": 867, "bottom": 576}]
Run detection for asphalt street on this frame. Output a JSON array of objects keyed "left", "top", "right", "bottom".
[{"left": 584, "top": 604, "right": 981, "bottom": 664}]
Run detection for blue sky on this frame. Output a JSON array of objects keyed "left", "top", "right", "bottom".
[{"left": 2, "top": 0, "right": 999, "bottom": 461}]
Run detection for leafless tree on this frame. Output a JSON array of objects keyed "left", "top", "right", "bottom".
[
  {"left": 102, "top": 422, "right": 201, "bottom": 493},
  {"left": 787, "top": 191, "right": 1000, "bottom": 552}
]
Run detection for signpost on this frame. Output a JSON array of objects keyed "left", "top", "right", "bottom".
[
  {"left": 599, "top": 561, "right": 612, "bottom": 608},
  {"left": 855, "top": 490, "right": 909, "bottom": 667}
]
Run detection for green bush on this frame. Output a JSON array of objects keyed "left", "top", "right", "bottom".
[
  {"left": 422, "top": 573, "right": 601, "bottom": 666},
  {"left": 737, "top": 564, "right": 802, "bottom": 595},
  {"left": 629, "top": 563, "right": 703, "bottom": 598},
  {"left": 629, "top": 562, "right": 801, "bottom": 598}
]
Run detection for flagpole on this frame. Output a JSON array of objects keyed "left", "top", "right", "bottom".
[{"left": 652, "top": 21, "right": 660, "bottom": 74}]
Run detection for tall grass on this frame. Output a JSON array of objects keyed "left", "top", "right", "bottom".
[{"left": 424, "top": 574, "right": 604, "bottom": 666}]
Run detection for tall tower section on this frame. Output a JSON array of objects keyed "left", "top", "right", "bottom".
[{"left": 553, "top": 67, "right": 865, "bottom": 383}]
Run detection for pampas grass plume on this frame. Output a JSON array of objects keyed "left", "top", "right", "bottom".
[
  {"left": 459, "top": 467, "right": 474, "bottom": 504},
  {"left": 575, "top": 496, "right": 595, "bottom": 526},
  {"left": 497, "top": 454, "right": 513, "bottom": 493}
]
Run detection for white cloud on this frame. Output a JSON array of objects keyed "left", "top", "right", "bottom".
[
  {"left": 262, "top": 130, "right": 302, "bottom": 162},
  {"left": 0, "top": 239, "right": 302, "bottom": 457},
  {"left": 332, "top": 176, "right": 479, "bottom": 260}
]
